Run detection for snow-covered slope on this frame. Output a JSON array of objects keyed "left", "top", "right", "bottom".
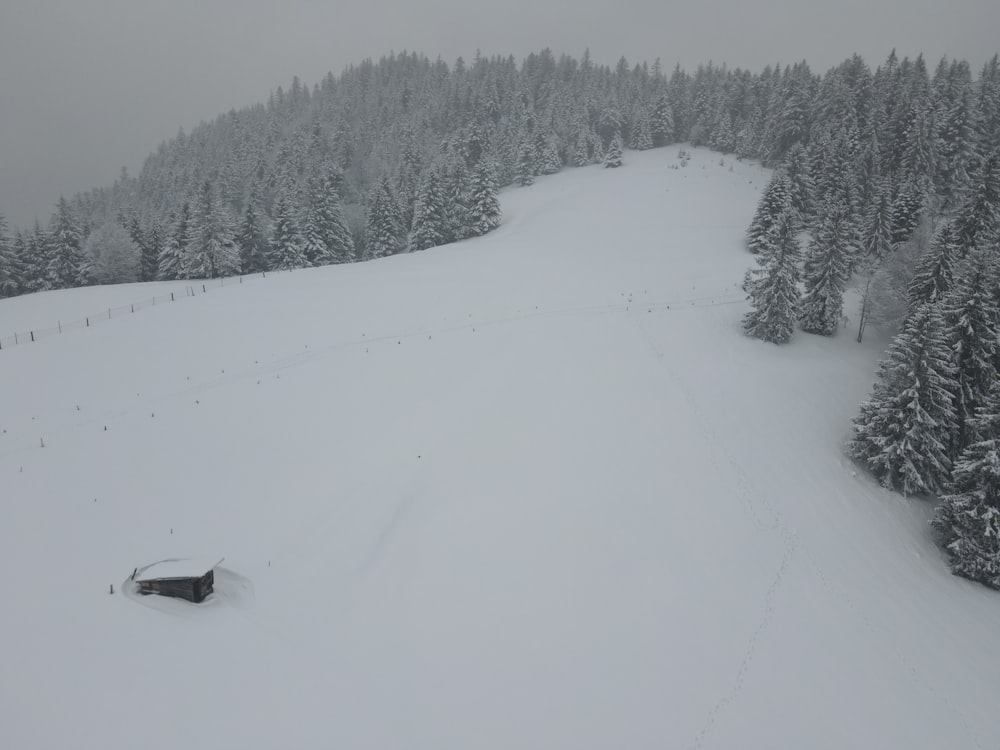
[{"left": 2, "top": 147, "right": 998, "bottom": 750}]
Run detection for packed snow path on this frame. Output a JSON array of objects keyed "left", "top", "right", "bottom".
[{"left": 2, "top": 147, "right": 998, "bottom": 750}]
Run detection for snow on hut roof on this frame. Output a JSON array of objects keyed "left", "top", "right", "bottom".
[{"left": 134, "top": 558, "right": 223, "bottom": 582}]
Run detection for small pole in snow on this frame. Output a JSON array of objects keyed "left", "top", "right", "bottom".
[
  {"left": 110, "top": 584, "right": 114, "bottom": 595},
  {"left": 58, "top": 321, "right": 62, "bottom": 333},
  {"left": 171, "top": 292, "right": 175, "bottom": 301}
]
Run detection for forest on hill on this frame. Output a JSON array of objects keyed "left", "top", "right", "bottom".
[{"left": 1, "top": 47, "right": 999, "bottom": 589}]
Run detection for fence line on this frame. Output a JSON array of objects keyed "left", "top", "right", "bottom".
[{"left": 0, "top": 271, "right": 270, "bottom": 352}]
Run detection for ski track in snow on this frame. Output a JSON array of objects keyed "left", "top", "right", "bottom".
[
  {"left": 632, "top": 315, "right": 799, "bottom": 749},
  {"left": 634, "top": 314, "right": 983, "bottom": 750}
]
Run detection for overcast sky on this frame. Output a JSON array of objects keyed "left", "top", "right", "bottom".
[{"left": 1, "top": 0, "right": 998, "bottom": 229}]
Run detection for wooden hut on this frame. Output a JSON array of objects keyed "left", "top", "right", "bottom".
[{"left": 133, "top": 558, "right": 223, "bottom": 603}]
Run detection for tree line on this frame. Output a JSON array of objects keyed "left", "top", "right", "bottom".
[{"left": 738, "top": 51, "right": 999, "bottom": 590}]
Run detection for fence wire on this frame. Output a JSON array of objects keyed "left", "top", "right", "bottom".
[{"left": 0, "top": 272, "right": 269, "bottom": 351}]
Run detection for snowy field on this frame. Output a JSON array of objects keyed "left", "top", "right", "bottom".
[{"left": 2, "top": 146, "right": 998, "bottom": 749}]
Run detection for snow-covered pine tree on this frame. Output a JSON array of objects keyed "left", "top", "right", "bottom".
[
  {"left": 157, "top": 203, "right": 189, "bottom": 280},
  {"left": 573, "top": 131, "right": 591, "bottom": 167},
  {"left": 849, "top": 302, "right": 957, "bottom": 495},
  {"left": 467, "top": 159, "right": 502, "bottom": 237},
  {"left": 781, "top": 143, "right": 815, "bottom": 227},
  {"left": 931, "top": 378, "right": 1000, "bottom": 590},
  {"left": 516, "top": 139, "right": 537, "bottom": 186},
  {"left": 0, "top": 214, "right": 21, "bottom": 298},
  {"left": 941, "top": 249, "right": 1000, "bottom": 454},
  {"left": 935, "top": 86, "right": 977, "bottom": 214},
  {"left": 603, "top": 132, "right": 624, "bottom": 168},
  {"left": 236, "top": 200, "right": 269, "bottom": 274},
  {"left": 48, "top": 197, "right": 87, "bottom": 288},
  {"left": 268, "top": 187, "right": 308, "bottom": 270},
  {"left": 364, "top": 176, "right": 402, "bottom": 259},
  {"left": 745, "top": 172, "right": 792, "bottom": 254},
  {"left": 651, "top": 94, "right": 675, "bottom": 147},
  {"left": 311, "top": 176, "right": 353, "bottom": 264},
  {"left": 536, "top": 136, "right": 562, "bottom": 175},
  {"left": 630, "top": 111, "right": 653, "bottom": 151},
  {"left": 954, "top": 150, "right": 1000, "bottom": 254},
  {"left": 800, "top": 199, "right": 854, "bottom": 335},
  {"left": 890, "top": 177, "right": 926, "bottom": 247},
  {"left": 443, "top": 159, "right": 472, "bottom": 243},
  {"left": 408, "top": 168, "right": 448, "bottom": 252},
  {"left": 743, "top": 208, "right": 801, "bottom": 343},
  {"left": 85, "top": 220, "right": 139, "bottom": 284},
  {"left": 861, "top": 180, "right": 895, "bottom": 262},
  {"left": 23, "top": 222, "right": 54, "bottom": 293},
  {"left": 907, "top": 220, "right": 961, "bottom": 306},
  {"left": 184, "top": 181, "right": 240, "bottom": 278},
  {"left": 140, "top": 220, "right": 162, "bottom": 283}
]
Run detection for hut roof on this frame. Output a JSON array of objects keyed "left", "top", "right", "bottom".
[{"left": 134, "top": 558, "right": 223, "bottom": 582}]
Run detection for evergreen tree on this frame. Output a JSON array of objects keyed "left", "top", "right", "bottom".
[
  {"left": 935, "top": 87, "right": 977, "bottom": 213},
  {"left": 48, "top": 196, "right": 87, "bottom": 288},
  {"left": 651, "top": 94, "right": 675, "bottom": 146},
  {"left": 860, "top": 181, "right": 895, "bottom": 262},
  {"left": 800, "top": 199, "right": 854, "bottom": 335},
  {"left": 603, "top": 132, "right": 624, "bottom": 168},
  {"left": 0, "top": 214, "right": 21, "bottom": 298},
  {"left": 268, "top": 187, "right": 308, "bottom": 270},
  {"left": 932, "top": 380, "right": 1000, "bottom": 590},
  {"left": 236, "top": 201, "right": 269, "bottom": 274},
  {"left": 941, "top": 250, "right": 1000, "bottom": 454},
  {"left": 781, "top": 143, "right": 815, "bottom": 226},
  {"left": 573, "top": 131, "right": 591, "bottom": 167},
  {"left": 630, "top": 111, "right": 653, "bottom": 151},
  {"left": 184, "top": 181, "right": 239, "bottom": 278},
  {"left": 301, "top": 176, "right": 353, "bottom": 265},
  {"left": 468, "top": 159, "right": 502, "bottom": 237},
  {"left": 743, "top": 209, "right": 801, "bottom": 344},
  {"left": 516, "top": 139, "right": 536, "bottom": 186},
  {"left": 23, "top": 223, "right": 53, "bottom": 293},
  {"left": 849, "top": 303, "right": 957, "bottom": 494},
  {"left": 408, "top": 168, "right": 449, "bottom": 252},
  {"left": 85, "top": 220, "right": 139, "bottom": 284},
  {"left": 141, "top": 220, "right": 162, "bottom": 282},
  {"left": 158, "top": 203, "right": 189, "bottom": 280},
  {"left": 954, "top": 151, "right": 1000, "bottom": 254},
  {"left": 443, "top": 160, "right": 472, "bottom": 243},
  {"left": 907, "top": 220, "right": 961, "bottom": 306},
  {"left": 890, "top": 177, "right": 925, "bottom": 247},
  {"left": 745, "top": 172, "right": 792, "bottom": 254},
  {"left": 364, "top": 176, "right": 402, "bottom": 259}
]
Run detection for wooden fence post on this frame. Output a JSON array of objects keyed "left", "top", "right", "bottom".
[
  {"left": 171, "top": 292, "right": 175, "bottom": 301},
  {"left": 30, "top": 331, "right": 34, "bottom": 342}
]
